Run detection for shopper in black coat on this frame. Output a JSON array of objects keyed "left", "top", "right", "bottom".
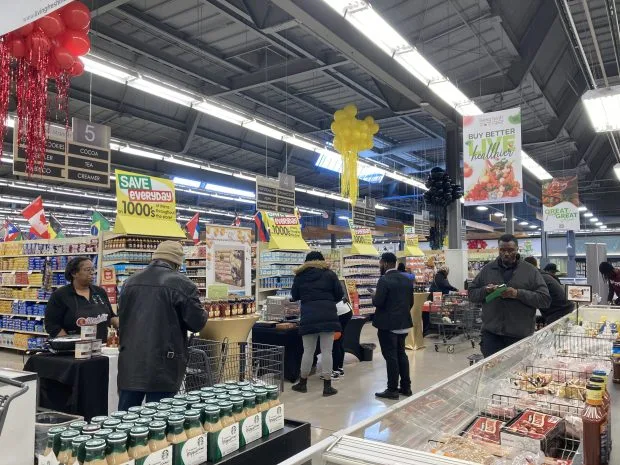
[{"left": 291, "top": 251, "right": 343, "bottom": 396}]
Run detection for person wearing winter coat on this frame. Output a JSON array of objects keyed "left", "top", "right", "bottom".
[{"left": 290, "top": 251, "right": 344, "bottom": 396}]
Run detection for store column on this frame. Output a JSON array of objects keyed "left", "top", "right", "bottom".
[
  {"left": 566, "top": 230, "right": 576, "bottom": 278},
  {"left": 444, "top": 127, "right": 467, "bottom": 290},
  {"left": 540, "top": 223, "right": 549, "bottom": 268},
  {"left": 505, "top": 204, "right": 514, "bottom": 234}
]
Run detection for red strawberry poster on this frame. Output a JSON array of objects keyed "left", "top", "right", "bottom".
[{"left": 462, "top": 108, "right": 523, "bottom": 205}]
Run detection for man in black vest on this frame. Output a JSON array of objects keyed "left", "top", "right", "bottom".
[{"left": 371, "top": 252, "right": 414, "bottom": 399}]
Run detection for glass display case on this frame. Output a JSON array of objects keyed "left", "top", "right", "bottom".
[{"left": 280, "top": 305, "right": 620, "bottom": 465}]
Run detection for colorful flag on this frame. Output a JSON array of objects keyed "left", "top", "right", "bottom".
[
  {"left": 1, "top": 220, "right": 20, "bottom": 242},
  {"left": 21, "top": 196, "right": 50, "bottom": 239},
  {"left": 231, "top": 214, "right": 241, "bottom": 227},
  {"left": 49, "top": 214, "right": 64, "bottom": 238},
  {"left": 91, "top": 211, "right": 111, "bottom": 236},
  {"left": 186, "top": 213, "right": 200, "bottom": 244},
  {"left": 47, "top": 224, "right": 57, "bottom": 239},
  {"left": 254, "top": 212, "right": 269, "bottom": 242}
]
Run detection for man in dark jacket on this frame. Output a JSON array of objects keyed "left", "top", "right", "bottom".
[
  {"left": 117, "top": 241, "right": 208, "bottom": 410},
  {"left": 290, "top": 251, "right": 343, "bottom": 396},
  {"left": 524, "top": 257, "right": 574, "bottom": 324},
  {"left": 469, "top": 235, "right": 551, "bottom": 358},
  {"left": 372, "top": 252, "right": 414, "bottom": 400}
]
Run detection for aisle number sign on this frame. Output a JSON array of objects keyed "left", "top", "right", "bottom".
[
  {"left": 113, "top": 169, "right": 185, "bottom": 237},
  {"left": 262, "top": 211, "right": 308, "bottom": 251},
  {"left": 403, "top": 226, "right": 424, "bottom": 257},
  {"left": 348, "top": 219, "right": 378, "bottom": 256}
]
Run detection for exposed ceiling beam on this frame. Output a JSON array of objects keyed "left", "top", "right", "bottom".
[
  {"left": 181, "top": 111, "right": 201, "bottom": 154},
  {"left": 90, "top": 0, "right": 133, "bottom": 18}
]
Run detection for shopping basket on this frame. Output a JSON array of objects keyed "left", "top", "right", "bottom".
[
  {"left": 180, "top": 337, "right": 285, "bottom": 392},
  {"left": 0, "top": 376, "right": 29, "bottom": 434}
]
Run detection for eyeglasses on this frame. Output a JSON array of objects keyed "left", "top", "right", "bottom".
[{"left": 81, "top": 268, "right": 96, "bottom": 274}]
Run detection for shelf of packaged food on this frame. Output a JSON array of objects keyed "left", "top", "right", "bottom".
[
  {"left": 0, "top": 345, "right": 27, "bottom": 352},
  {"left": 0, "top": 270, "right": 43, "bottom": 274},
  {"left": 0, "top": 314, "right": 44, "bottom": 319},
  {"left": 186, "top": 257, "right": 206, "bottom": 260},
  {"left": 102, "top": 260, "right": 148, "bottom": 265},
  {"left": 0, "top": 328, "right": 47, "bottom": 336},
  {"left": 258, "top": 287, "right": 292, "bottom": 292},
  {"left": 259, "top": 261, "right": 304, "bottom": 266},
  {"left": 103, "top": 249, "right": 155, "bottom": 254},
  {"left": 256, "top": 273, "right": 296, "bottom": 279},
  {"left": 185, "top": 265, "right": 206, "bottom": 269},
  {"left": 0, "top": 284, "right": 58, "bottom": 288},
  {"left": 0, "top": 252, "right": 98, "bottom": 258},
  {"left": 0, "top": 298, "right": 48, "bottom": 302}
]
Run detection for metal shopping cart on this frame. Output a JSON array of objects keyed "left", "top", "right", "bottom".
[
  {"left": 429, "top": 295, "right": 481, "bottom": 353},
  {"left": 0, "top": 376, "right": 28, "bottom": 434}
]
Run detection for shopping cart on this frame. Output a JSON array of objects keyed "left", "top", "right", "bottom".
[
  {"left": 0, "top": 376, "right": 29, "bottom": 434},
  {"left": 429, "top": 295, "right": 480, "bottom": 353},
  {"left": 180, "top": 337, "right": 285, "bottom": 392}
]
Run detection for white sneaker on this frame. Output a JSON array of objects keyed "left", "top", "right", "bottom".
[{"left": 335, "top": 368, "right": 344, "bottom": 377}]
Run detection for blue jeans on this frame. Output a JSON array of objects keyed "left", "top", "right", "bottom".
[{"left": 118, "top": 390, "right": 176, "bottom": 411}]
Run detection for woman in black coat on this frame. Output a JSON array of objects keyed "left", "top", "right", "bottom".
[
  {"left": 424, "top": 266, "right": 458, "bottom": 335},
  {"left": 290, "top": 251, "right": 343, "bottom": 396}
]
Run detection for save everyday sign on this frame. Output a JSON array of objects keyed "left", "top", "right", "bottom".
[{"left": 0, "top": 0, "right": 72, "bottom": 36}]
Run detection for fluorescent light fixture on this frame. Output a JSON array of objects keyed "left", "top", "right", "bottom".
[
  {"left": 512, "top": 218, "right": 517, "bottom": 222},
  {"left": 375, "top": 204, "right": 388, "bottom": 210},
  {"left": 476, "top": 206, "right": 489, "bottom": 211},
  {"left": 242, "top": 120, "right": 287, "bottom": 140},
  {"left": 233, "top": 173, "right": 257, "bottom": 181},
  {"left": 429, "top": 80, "right": 470, "bottom": 108},
  {"left": 493, "top": 212, "right": 504, "bottom": 217},
  {"left": 193, "top": 101, "right": 251, "bottom": 126},
  {"left": 614, "top": 163, "right": 620, "bottom": 181},
  {"left": 315, "top": 150, "right": 385, "bottom": 183},
  {"left": 596, "top": 222, "right": 603, "bottom": 226},
  {"left": 519, "top": 221, "right": 529, "bottom": 226},
  {"left": 394, "top": 48, "right": 444, "bottom": 85},
  {"left": 343, "top": 5, "right": 409, "bottom": 55},
  {"left": 205, "top": 183, "right": 255, "bottom": 199},
  {"left": 129, "top": 78, "right": 198, "bottom": 107},
  {"left": 600, "top": 225, "right": 608, "bottom": 229},
  {"left": 80, "top": 56, "right": 134, "bottom": 84},
  {"left": 501, "top": 217, "right": 508, "bottom": 222},
  {"left": 584, "top": 212, "right": 594, "bottom": 218},
  {"left": 173, "top": 177, "right": 201, "bottom": 188},
  {"left": 1, "top": 157, "right": 12, "bottom": 164},
  {"left": 120, "top": 146, "right": 164, "bottom": 161},
  {"left": 5, "top": 117, "right": 14, "bottom": 128},
  {"left": 165, "top": 157, "right": 201, "bottom": 168},
  {"left": 521, "top": 151, "right": 552, "bottom": 181},
  {"left": 201, "top": 165, "right": 232, "bottom": 176},
  {"left": 338, "top": 215, "right": 350, "bottom": 220},
  {"left": 582, "top": 86, "right": 620, "bottom": 132},
  {"left": 529, "top": 225, "right": 537, "bottom": 229},
  {"left": 578, "top": 206, "right": 588, "bottom": 212},
  {"left": 590, "top": 217, "right": 599, "bottom": 222}
]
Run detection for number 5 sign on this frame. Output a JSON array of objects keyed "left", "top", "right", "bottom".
[{"left": 72, "top": 117, "right": 111, "bottom": 149}]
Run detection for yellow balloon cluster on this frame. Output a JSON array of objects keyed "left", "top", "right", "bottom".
[{"left": 330, "top": 104, "right": 380, "bottom": 205}]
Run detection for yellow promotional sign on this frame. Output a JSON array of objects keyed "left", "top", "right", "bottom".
[
  {"left": 263, "top": 211, "right": 309, "bottom": 251},
  {"left": 113, "top": 169, "right": 185, "bottom": 237},
  {"left": 404, "top": 226, "right": 424, "bottom": 257},
  {"left": 348, "top": 219, "right": 378, "bottom": 256}
]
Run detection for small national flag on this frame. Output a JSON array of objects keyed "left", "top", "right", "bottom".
[
  {"left": 231, "top": 214, "right": 241, "bottom": 227},
  {"left": 49, "top": 214, "right": 64, "bottom": 238},
  {"left": 254, "top": 212, "right": 269, "bottom": 242},
  {"left": 186, "top": 213, "right": 200, "bottom": 244},
  {"left": 21, "top": 196, "right": 50, "bottom": 239},
  {"left": 47, "top": 224, "right": 57, "bottom": 239},
  {"left": 1, "top": 220, "right": 20, "bottom": 242},
  {"left": 91, "top": 211, "right": 111, "bottom": 236}
]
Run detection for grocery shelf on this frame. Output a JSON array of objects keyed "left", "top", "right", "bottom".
[
  {"left": 185, "top": 265, "right": 206, "bottom": 269},
  {"left": 0, "top": 298, "right": 48, "bottom": 302},
  {"left": 103, "top": 248, "right": 155, "bottom": 254},
  {"left": 0, "top": 270, "right": 42, "bottom": 273},
  {"left": 0, "top": 252, "right": 97, "bottom": 258},
  {"left": 0, "top": 345, "right": 27, "bottom": 352},
  {"left": 0, "top": 328, "right": 47, "bottom": 336},
  {"left": 0, "top": 314, "right": 44, "bottom": 319}
]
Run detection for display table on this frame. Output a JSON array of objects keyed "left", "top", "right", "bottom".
[
  {"left": 342, "top": 315, "right": 372, "bottom": 361},
  {"left": 252, "top": 325, "right": 303, "bottom": 382},
  {"left": 200, "top": 315, "right": 259, "bottom": 342},
  {"left": 24, "top": 353, "right": 108, "bottom": 421},
  {"left": 405, "top": 292, "right": 427, "bottom": 351}
]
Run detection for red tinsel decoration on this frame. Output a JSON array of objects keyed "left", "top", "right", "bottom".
[
  {"left": 467, "top": 239, "right": 488, "bottom": 250},
  {"left": 0, "top": 38, "right": 10, "bottom": 158}
]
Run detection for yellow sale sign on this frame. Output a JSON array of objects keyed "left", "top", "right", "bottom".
[
  {"left": 348, "top": 219, "right": 378, "bottom": 256},
  {"left": 113, "top": 169, "right": 184, "bottom": 237},
  {"left": 404, "top": 226, "right": 424, "bottom": 257},
  {"left": 263, "top": 211, "right": 308, "bottom": 251}
]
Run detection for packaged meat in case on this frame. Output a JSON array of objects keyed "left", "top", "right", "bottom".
[
  {"left": 500, "top": 410, "right": 565, "bottom": 456},
  {"left": 462, "top": 415, "right": 506, "bottom": 445}
]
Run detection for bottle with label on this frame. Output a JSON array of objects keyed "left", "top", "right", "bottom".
[
  {"left": 128, "top": 426, "right": 150, "bottom": 460},
  {"left": 82, "top": 424, "right": 101, "bottom": 436},
  {"left": 139, "top": 408, "right": 157, "bottom": 419},
  {"left": 219, "top": 401, "right": 236, "bottom": 428},
  {"left": 254, "top": 389, "right": 269, "bottom": 413},
  {"left": 156, "top": 404, "right": 172, "bottom": 412},
  {"left": 70, "top": 435, "right": 92, "bottom": 465},
  {"left": 230, "top": 396, "right": 246, "bottom": 422},
  {"left": 58, "top": 430, "right": 80, "bottom": 464},
  {"left": 203, "top": 405, "right": 222, "bottom": 433},
  {"left": 266, "top": 385, "right": 281, "bottom": 408},
  {"left": 191, "top": 402, "right": 208, "bottom": 425},
  {"left": 242, "top": 392, "right": 258, "bottom": 417},
  {"left": 166, "top": 415, "right": 188, "bottom": 444},
  {"left": 184, "top": 409, "right": 204, "bottom": 439},
  {"left": 44, "top": 426, "right": 68, "bottom": 457},
  {"left": 102, "top": 419, "right": 121, "bottom": 431},
  {"left": 83, "top": 439, "right": 108, "bottom": 465},
  {"left": 592, "top": 372, "right": 612, "bottom": 464},
  {"left": 582, "top": 384, "right": 608, "bottom": 465},
  {"left": 106, "top": 432, "right": 131, "bottom": 465},
  {"left": 91, "top": 416, "right": 109, "bottom": 426},
  {"left": 612, "top": 342, "right": 620, "bottom": 384},
  {"left": 148, "top": 421, "right": 169, "bottom": 453},
  {"left": 93, "top": 429, "right": 114, "bottom": 440},
  {"left": 185, "top": 395, "right": 200, "bottom": 405},
  {"left": 70, "top": 421, "right": 89, "bottom": 434}
]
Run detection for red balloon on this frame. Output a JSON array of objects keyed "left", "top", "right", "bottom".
[
  {"left": 59, "top": 30, "right": 90, "bottom": 57},
  {"left": 53, "top": 46, "right": 74, "bottom": 69},
  {"left": 70, "top": 59, "right": 84, "bottom": 77},
  {"left": 15, "top": 23, "right": 34, "bottom": 37},
  {"left": 47, "top": 61, "right": 62, "bottom": 79},
  {"left": 60, "top": 2, "right": 91, "bottom": 31},
  {"left": 8, "top": 38, "right": 28, "bottom": 58},
  {"left": 36, "top": 12, "right": 65, "bottom": 38},
  {"left": 27, "top": 32, "right": 52, "bottom": 63}
]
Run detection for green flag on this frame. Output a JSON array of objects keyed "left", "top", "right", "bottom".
[{"left": 91, "top": 211, "right": 111, "bottom": 236}]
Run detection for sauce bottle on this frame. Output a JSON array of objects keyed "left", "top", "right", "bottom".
[
  {"left": 147, "top": 421, "right": 169, "bottom": 453},
  {"left": 83, "top": 439, "right": 108, "bottom": 465},
  {"left": 44, "top": 426, "right": 67, "bottom": 457},
  {"left": 70, "top": 435, "right": 92, "bottom": 465},
  {"left": 106, "top": 432, "right": 130, "bottom": 465},
  {"left": 58, "top": 430, "right": 80, "bottom": 464},
  {"left": 582, "top": 384, "right": 608, "bottom": 465}
]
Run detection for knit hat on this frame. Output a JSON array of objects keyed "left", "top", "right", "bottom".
[{"left": 153, "top": 241, "right": 184, "bottom": 266}]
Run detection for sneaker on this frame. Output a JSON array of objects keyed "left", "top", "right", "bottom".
[
  {"left": 336, "top": 368, "right": 345, "bottom": 377},
  {"left": 321, "top": 372, "right": 340, "bottom": 381}
]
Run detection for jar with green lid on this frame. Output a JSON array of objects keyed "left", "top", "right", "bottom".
[
  {"left": 170, "top": 407, "right": 187, "bottom": 416},
  {"left": 128, "top": 426, "right": 150, "bottom": 460},
  {"left": 230, "top": 396, "right": 245, "bottom": 422},
  {"left": 144, "top": 402, "right": 160, "bottom": 409},
  {"left": 159, "top": 397, "right": 174, "bottom": 405},
  {"left": 83, "top": 438, "right": 107, "bottom": 465},
  {"left": 58, "top": 430, "right": 80, "bottom": 464},
  {"left": 199, "top": 387, "right": 213, "bottom": 394},
  {"left": 185, "top": 395, "right": 200, "bottom": 405},
  {"left": 218, "top": 401, "right": 235, "bottom": 428},
  {"left": 203, "top": 405, "right": 222, "bottom": 433},
  {"left": 82, "top": 424, "right": 100, "bottom": 436},
  {"left": 166, "top": 415, "right": 187, "bottom": 445},
  {"left": 236, "top": 381, "right": 250, "bottom": 389},
  {"left": 70, "top": 421, "right": 88, "bottom": 433},
  {"left": 242, "top": 392, "right": 258, "bottom": 417},
  {"left": 216, "top": 394, "right": 230, "bottom": 401},
  {"left": 173, "top": 394, "right": 187, "bottom": 402},
  {"left": 44, "top": 426, "right": 67, "bottom": 457},
  {"left": 90, "top": 416, "right": 108, "bottom": 425},
  {"left": 224, "top": 382, "right": 238, "bottom": 390},
  {"left": 102, "top": 419, "right": 121, "bottom": 430},
  {"left": 171, "top": 400, "right": 187, "bottom": 409},
  {"left": 266, "top": 385, "right": 281, "bottom": 408},
  {"left": 200, "top": 392, "right": 215, "bottom": 402},
  {"left": 187, "top": 390, "right": 202, "bottom": 397},
  {"left": 133, "top": 418, "right": 151, "bottom": 428},
  {"left": 191, "top": 403, "right": 208, "bottom": 424},
  {"left": 228, "top": 389, "right": 242, "bottom": 397},
  {"left": 127, "top": 406, "right": 143, "bottom": 414},
  {"left": 212, "top": 388, "right": 226, "bottom": 395},
  {"left": 254, "top": 389, "right": 269, "bottom": 413},
  {"left": 115, "top": 423, "right": 134, "bottom": 435},
  {"left": 156, "top": 403, "right": 172, "bottom": 412},
  {"left": 148, "top": 421, "right": 168, "bottom": 453},
  {"left": 213, "top": 383, "right": 227, "bottom": 390},
  {"left": 70, "top": 435, "right": 91, "bottom": 465},
  {"left": 93, "top": 429, "right": 113, "bottom": 440},
  {"left": 140, "top": 408, "right": 157, "bottom": 418},
  {"left": 240, "top": 386, "right": 255, "bottom": 393},
  {"left": 153, "top": 412, "right": 170, "bottom": 423},
  {"left": 122, "top": 413, "right": 139, "bottom": 423},
  {"left": 106, "top": 432, "right": 130, "bottom": 465},
  {"left": 205, "top": 398, "right": 219, "bottom": 406},
  {"left": 184, "top": 409, "right": 204, "bottom": 439},
  {"left": 110, "top": 411, "right": 127, "bottom": 420}
]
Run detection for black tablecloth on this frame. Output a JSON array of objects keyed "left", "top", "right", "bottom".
[
  {"left": 252, "top": 326, "right": 303, "bottom": 383},
  {"left": 342, "top": 315, "right": 371, "bottom": 360},
  {"left": 24, "top": 353, "right": 109, "bottom": 420}
]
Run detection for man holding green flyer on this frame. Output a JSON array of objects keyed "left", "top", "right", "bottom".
[{"left": 469, "top": 234, "right": 550, "bottom": 357}]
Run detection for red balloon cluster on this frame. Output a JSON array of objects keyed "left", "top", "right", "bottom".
[
  {"left": 467, "top": 240, "right": 488, "bottom": 250},
  {"left": 4, "top": 1, "right": 90, "bottom": 77}
]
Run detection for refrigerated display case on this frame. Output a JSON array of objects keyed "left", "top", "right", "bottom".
[{"left": 279, "top": 305, "right": 620, "bottom": 465}]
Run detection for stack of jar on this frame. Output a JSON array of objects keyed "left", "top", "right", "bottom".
[{"left": 204, "top": 298, "right": 256, "bottom": 319}]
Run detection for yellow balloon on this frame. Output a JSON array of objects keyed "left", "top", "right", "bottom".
[
  {"left": 334, "top": 109, "right": 346, "bottom": 121},
  {"left": 364, "top": 115, "right": 375, "bottom": 125},
  {"left": 344, "top": 104, "right": 358, "bottom": 117},
  {"left": 330, "top": 122, "right": 338, "bottom": 133},
  {"left": 372, "top": 123, "right": 379, "bottom": 134}
]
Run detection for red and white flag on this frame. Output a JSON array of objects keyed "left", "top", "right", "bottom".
[
  {"left": 186, "top": 213, "right": 200, "bottom": 244},
  {"left": 231, "top": 214, "right": 241, "bottom": 227},
  {"left": 21, "top": 196, "right": 50, "bottom": 239}
]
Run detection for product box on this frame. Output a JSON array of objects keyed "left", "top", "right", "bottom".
[
  {"left": 134, "top": 446, "right": 173, "bottom": 465},
  {"left": 172, "top": 434, "right": 208, "bottom": 465},
  {"left": 462, "top": 415, "right": 505, "bottom": 445},
  {"left": 91, "top": 339, "right": 102, "bottom": 356},
  {"left": 500, "top": 410, "right": 565, "bottom": 456},
  {"left": 207, "top": 423, "right": 240, "bottom": 462},
  {"left": 240, "top": 413, "right": 262, "bottom": 447},
  {"left": 262, "top": 404, "right": 284, "bottom": 436}
]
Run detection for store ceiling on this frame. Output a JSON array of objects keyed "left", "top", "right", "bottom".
[{"left": 1, "top": 0, "right": 619, "bottom": 231}]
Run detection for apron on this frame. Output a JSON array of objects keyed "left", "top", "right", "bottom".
[{"left": 73, "top": 294, "right": 110, "bottom": 342}]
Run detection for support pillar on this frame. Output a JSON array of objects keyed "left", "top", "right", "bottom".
[
  {"left": 540, "top": 222, "right": 549, "bottom": 268},
  {"left": 330, "top": 215, "right": 336, "bottom": 249},
  {"left": 566, "top": 230, "right": 576, "bottom": 278},
  {"left": 505, "top": 204, "right": 514, "bottom": 234}
]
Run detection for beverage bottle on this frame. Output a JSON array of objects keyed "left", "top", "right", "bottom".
[
  {"left": 612, "top": 341, "right": 620, "bottom": 384},
  {"left": 592, "top": 371, "right": 612, "bottom": 463},
  {"left": 582, "top": 384, "right": 608, "bottom": 465}
]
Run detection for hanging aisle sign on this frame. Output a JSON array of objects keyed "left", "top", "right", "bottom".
[
  {"left": 348, "top": 219, "right": 378, "bottom": 256},
  {"left": 0, "top": 0, "right": 72, "bottom": 36},
  {"left": 352, "top": 199, "right": 376, "bottom": 228},
  {"left": 256, "top": 173, "right": 296, "bottom": 214},
  {"left": 463, "top": 108, "right": 523, "bottom": 205},
  {"left": 542, "top": 174, "right": 580, "bottom": 232},
  {"left": 403, "top": 226, "right": 424, "bottom": 257},
  {"left": 262, "top": 211, "right": 308, "bottom": 251},
  {"left": 414, "top": 211, "right": 430, "bottom": 237},
  {"left": 113, "top": 169, "right": 185, "bottom": 237}
]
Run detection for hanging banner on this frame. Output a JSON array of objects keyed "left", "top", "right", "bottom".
[
  {"left": 113, "top": 169, "right": 185, "bottom": 237},
  {"left": 403, "top": 226, "right": 424, "bottom": 257},
  {"left": 262, "top": 211, "right": 308, "bottom": 251},
  {"left": 348, "top": 219, "right": 378, "bottom": 256},
  {"left": 256, "top": 173, "right": 296, "bottom": 214},
  {"left": 542, "top": 175, "right": 580, "bottom": 232},
  {"left": 463, "top": 108, "right": 523, "bottom": 205},
  {"left": 0, "top": 1, "right": 72, "bottom": 37}
]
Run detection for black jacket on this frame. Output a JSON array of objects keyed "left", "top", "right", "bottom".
[
  {"left": 429, "top": 271, "right": 458, "bottom": 295},
  {"left": 372, "top": 270, "right": 414, "bottom": 331},
  {"left": 291, "top": 261, "right": 343, "bottom": 336},
  {"left": 540, "top": 271, "right": 574, "bottom": 324},
  {"left": 117, "top": 260, "right": 208, "bottom": 392}
]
